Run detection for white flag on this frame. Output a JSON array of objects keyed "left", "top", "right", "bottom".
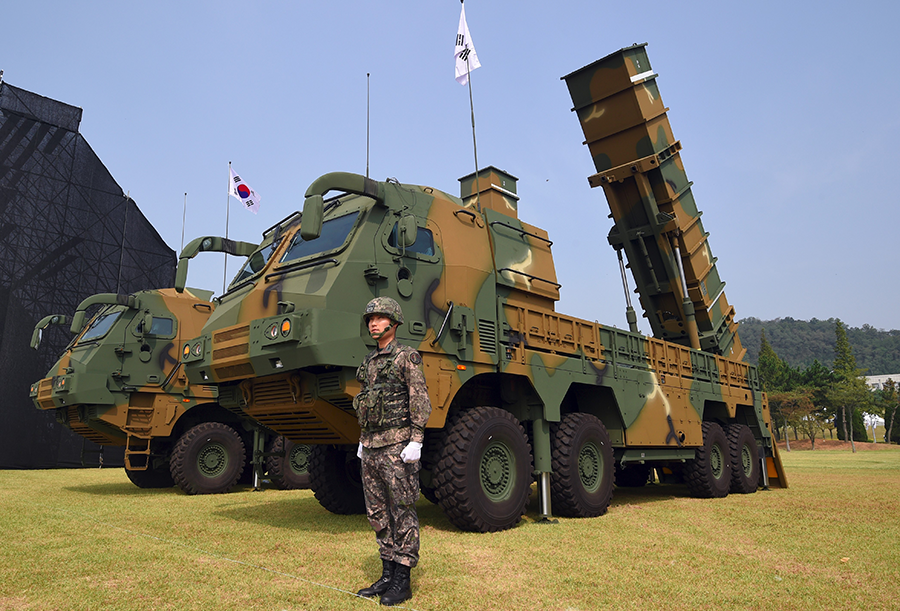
[
  {"left": 454, "top": 3, "right": 481, "bottom": 85},
  {"left": 228, "top": 167, "right": 261, "bottom": 214}
]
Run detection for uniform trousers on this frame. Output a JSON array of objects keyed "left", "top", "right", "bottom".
[{"left": 360, "top": 441, "right": 421, "bottom": 567}]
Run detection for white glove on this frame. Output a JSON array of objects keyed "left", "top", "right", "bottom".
[
  {"left": 400, "top": 441, "right": 422, "bottom": 463},
  {"left": 357, "top": 442, "right": 363, "bottom": 459}
]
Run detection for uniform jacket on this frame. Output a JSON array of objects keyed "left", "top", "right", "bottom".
[{"left": 354, "top": 340, "right": 432, "bottom": 449}]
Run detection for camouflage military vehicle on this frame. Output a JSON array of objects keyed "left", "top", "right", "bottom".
[
  {"left": 180, "top": 44, "right": 786, "bottom": 532},
  {"left": 30, "top": 229, "right": 311, "bottom": 493}
]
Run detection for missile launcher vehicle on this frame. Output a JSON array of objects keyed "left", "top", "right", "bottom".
[{"left": 177, "top": 44, "right": 785, "bottom": 532}]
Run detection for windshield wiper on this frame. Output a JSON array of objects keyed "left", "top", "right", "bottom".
[{"left": 265, "top": 258, "right": 339, "bottom": 282}]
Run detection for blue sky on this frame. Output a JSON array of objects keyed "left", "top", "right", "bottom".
[{"left": 3, "top": 1, "right": 898, "bottom": 332}]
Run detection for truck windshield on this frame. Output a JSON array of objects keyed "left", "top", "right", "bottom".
[
  {"left": 280, "top": 211, "right": 360, "bottom": 264},
  {"left": 231, "top": 240, "right": 279, "bottom": 286},
  {"left": 79, "top": 309, "right": 123, "bottom": 343}
]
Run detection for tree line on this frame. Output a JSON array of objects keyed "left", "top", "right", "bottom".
[
  {"left": 757, "top": 319, "right": 900, "bottom": 450},
  {"left": 740, "top": 317, "right": 900, "bottom": 375}
]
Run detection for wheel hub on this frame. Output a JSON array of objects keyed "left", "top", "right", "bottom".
[
  {"left": 578, "top": 442, "right": 602, "bottom": 492},
  {"left": 710, "top": 444, "right": 724, "bottom": 479},
  {"left": 198, "top": 442, "right": 228, "bottom": 477},
  {"left": 289, "top": 445, "right": 309, "bottom": 475},
  {"left": 480, "top": 441, "right": 513, "bottom": 501},
  {"left": 741, "top": 445, "right": 752, "bottom": 475}
]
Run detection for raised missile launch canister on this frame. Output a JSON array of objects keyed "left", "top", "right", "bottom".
[{"left": 563, "top": 43, "right": 744, "bottom": 360}]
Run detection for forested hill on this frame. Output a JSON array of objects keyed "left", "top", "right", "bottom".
[{"left": 739, "top": 317, "right": 900, "bottom": 375}]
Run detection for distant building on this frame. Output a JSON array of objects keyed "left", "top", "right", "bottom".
[
  {"left": 865, "top": 374, "right": 900, "bottom": 391},
  {"left": 0, "top": 81, "right": 174, "bottom": 469}
]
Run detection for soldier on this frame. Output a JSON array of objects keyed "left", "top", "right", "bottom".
[{"left": 353, "top": 297, "right": 432, "bottom": 606}]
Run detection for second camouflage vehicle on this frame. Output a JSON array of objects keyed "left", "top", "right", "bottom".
[{"left": 31, "top": 232, "right": 311, "bottom": 493}]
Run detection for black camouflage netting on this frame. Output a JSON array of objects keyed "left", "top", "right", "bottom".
[{"left": 0, "top": 82, "right": 175, "bottom": 468}]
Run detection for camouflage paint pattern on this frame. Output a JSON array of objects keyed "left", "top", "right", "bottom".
[
  {"left": 30, "top": 287, "right": 218, "bottom": 470},
  {"left": 354, "top": 340, "right": 431, "bottom": 448},
  {"left": 562, "top": 43, "right": 744, "bottom": 360},
  {"left": 361, "top": 443, "right": 422, "bottom": 567}
]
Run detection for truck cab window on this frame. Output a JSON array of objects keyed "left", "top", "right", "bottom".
[
  {"left": 136, "top": 317, "right": 175, "bottom": 337},
  {"left": 281, "top": 211, "right": 360, "bottom": 263},
  {"left": 79, "top": 310, "right": 122, "bottom": 343},
  {"left": 231, "top": 240, "right": 279, "bottom": 286},
  {"left": 388, "top": 225, "right": 435, "bottom": 257}
]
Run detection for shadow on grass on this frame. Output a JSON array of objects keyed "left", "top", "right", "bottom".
[
  {"left": 214, "top": 480, "right": 699, "bottom": 535},
  {"left": 609, "top": 482, "right": 692, "bottom": 508},
  {"left": 63, "top": 482, "right": 174, "bottom": 496},
  {"left": 210, "top": 490, "right": 459, "bottom": 534}
]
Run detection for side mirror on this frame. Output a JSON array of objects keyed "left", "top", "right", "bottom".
[
  {"left": 175, "top": 236, "right": 259, "bottom": 293},
  {"left": 31, "top": 315, "right": 69, "bottom": 350},
  {"left": 70, "top": 311, "right": 87, "bottom": 335},
  {"left": 398, "top": 215, "right": 418, "bottom": 249},
  {"left": 140, "top": 311, "right": 154, "bottom": 337},
  {"left": 300, "top": 195, "right": 324, "bottom": 241},
  {"left": 30, "top": 328, "right": 43, "bottom": 351},
  {"left": 69, "top": 294, "right": 140, "bottom": 334},
  {"left": 175, "top": 258, "right": 189, "bottom": 293}
]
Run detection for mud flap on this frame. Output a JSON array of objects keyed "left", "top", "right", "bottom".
[{"left": 764, "top": 442, "right": 789, "bottom": 489}]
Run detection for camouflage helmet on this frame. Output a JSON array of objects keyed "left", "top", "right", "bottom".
[{"left": 363, "top": 297, "right": 404, "bottom": 326}]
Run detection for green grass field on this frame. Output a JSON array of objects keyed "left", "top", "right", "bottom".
[{"left": 2, "top": 447, "right": 898, "bottom": 610}]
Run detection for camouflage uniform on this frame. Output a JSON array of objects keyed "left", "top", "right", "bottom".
[{"left": 354, "top": 338, "right": 431, "bottom": 568}]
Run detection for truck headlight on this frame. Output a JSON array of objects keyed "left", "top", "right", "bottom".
[{"left": 265, "top": 323, "right": 279, "bottom": 340}]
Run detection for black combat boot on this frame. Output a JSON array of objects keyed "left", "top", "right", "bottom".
[
  {"left": 379, "top": 563, "right": 411, "bottom": 606},
  {"left": 358, "top": 559, "right": 395, "bottom": 598}
]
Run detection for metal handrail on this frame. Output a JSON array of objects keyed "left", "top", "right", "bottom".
[
  {"left": 489, "top": 221, "right": 553, "bottom": 246},
  {"left": 497, "top": 268, "right": 562, "bottom": 289}
]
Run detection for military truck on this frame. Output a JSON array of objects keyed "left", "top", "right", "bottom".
[
  {"left": 179, "top": 44, "right": 785, "bottom": 532},
  {"left": 30, "top": 230, "right": 311, "bottom": 493}
]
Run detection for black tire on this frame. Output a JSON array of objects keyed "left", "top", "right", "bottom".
[
  {"left": 124, "top": 464, "right": 174, "bottom": 489},
  {"left": 266, "top": 437, "right": 311, "bottom": 490},
  {"left": 550, "top": 413, "right": 615, "bottom": 517},
  {"left": 419, "top": 411, "right": 462, "bottom": 505},
  {"left": 308, "top": 444, "right": 366, "bottom": 515},
  {"left": 725, "top": 424, "right": 760, "bottom": 494},
  {"left": 684, "top": 422, "right": 731, "bottom": 498},
  {"left": 170, "top": 422, "right": 246, "bottom": 495},
  {"left": 433, "top": 407, "right": 532, "bottom": 533},
  {"left": 419, "top": 429, "right": 442, "bottom": 504},
  {"left": 615, "top": 463, "right": 651, "bottom": 488}
]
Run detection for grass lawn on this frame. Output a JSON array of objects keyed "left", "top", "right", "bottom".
[{"left": 2, "top": 447, "right": 898, "bottom": 610}]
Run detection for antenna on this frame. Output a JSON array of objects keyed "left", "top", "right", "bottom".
[
  {"left": 181, "top": 192, "right": 187, "bottom": 252},
  {"left": 366, "top": 72, "right": 370, "bottom": 178}
]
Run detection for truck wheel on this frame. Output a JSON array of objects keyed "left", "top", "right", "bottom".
[
  {"left": 615, "top": 463, "right": 651, "bottom": 488},
  {"left": 550, "top": 413, "right": 614, "bottom": 517},
  {"left": 170, "top": 422, "right": 246, "bottom": 495},
  {"left": 725, "top": 424, "right": 760, "bottom": 494},
  {"left": 419, "top": 412, "right": 461, "bottom": 504},
  {"left": 308, "top": 445, "right": 365, "bottom": 514},
  {"left": 266, "top": 437, "right": 311, "bottom": 490},
  {"left": 433, "top": 407, "right": 532, "bottom": 532},
  {"left": 684, "top": 422, "right": 730, "bottom": 498},
  {"left": 419, "top": 430, "right": 443, "bottom": 504},
  {"left": 124, "top": 465, "right": 174, "bottom": 489}
]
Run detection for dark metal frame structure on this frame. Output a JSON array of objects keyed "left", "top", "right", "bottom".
[{"left": 0, "top": 82, "right": 175, "bottom": 468}]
